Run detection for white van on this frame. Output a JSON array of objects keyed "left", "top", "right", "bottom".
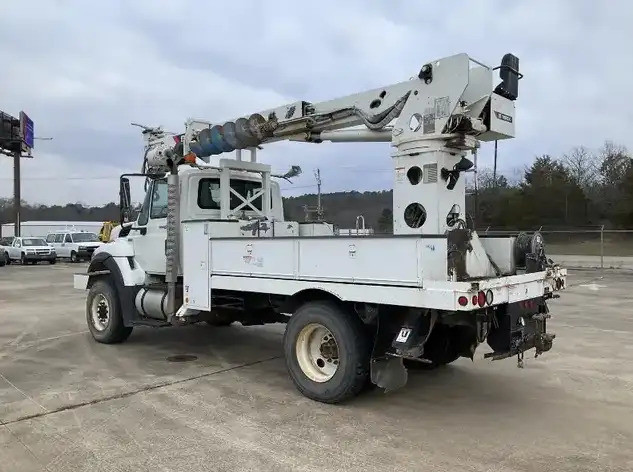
[{"left": 45, "top": 230, "right": 103, "bottom": 262}]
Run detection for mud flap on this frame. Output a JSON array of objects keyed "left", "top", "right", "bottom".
[
  {"left": 369, "top": 308, "right": 437, "bottom": 392},
  {"left": 370, "top": 357, "right": 408, "bottom": 392}
]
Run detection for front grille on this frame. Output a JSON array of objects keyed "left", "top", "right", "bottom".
[{"left": 36, "top": 249, "right": 50, "bottom": 255}]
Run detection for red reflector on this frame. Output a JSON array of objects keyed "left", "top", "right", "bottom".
[
  {"left": 458, "top": 296, "right": 468, "bottom": 306},
  {"left": 472, "top": 295, "right": 478, "bottom": 305},
  {"left": 477, "top": 291, "right": 486, "bottom": 307}
]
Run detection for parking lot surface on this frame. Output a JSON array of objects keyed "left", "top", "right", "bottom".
[{"left": 1, "top": 263, "right": 632, "bottom": 471}]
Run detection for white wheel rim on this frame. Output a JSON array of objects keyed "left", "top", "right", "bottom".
[
  {"left": 91, "top": 294, "right": 110, "bottom": 331},
  {"left": 295, "top": 323, "right": 339, "bottom": 382}
]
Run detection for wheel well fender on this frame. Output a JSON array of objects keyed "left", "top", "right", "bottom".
[
  {"left": 87, "top": 253, "right": 123, "bottom": 289},
  {"left": 87, "top": 252, "right": 139, "bottom": 327},
  {"left": 282, "top": 288, "right": 345, "bottom": 314}
]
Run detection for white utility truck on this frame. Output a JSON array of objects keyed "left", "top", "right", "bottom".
[{"left": 75, "top": 53, "right": 566, "bottom": 403}]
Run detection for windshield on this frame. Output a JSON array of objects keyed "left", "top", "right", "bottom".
[
  {"left": 72, "top": 232, "right": 99, "bottom": 242},
  {"left": 23, "top": 238, "right": 47, "bottom": 246}
]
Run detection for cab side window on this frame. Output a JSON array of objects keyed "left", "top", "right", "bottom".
[
  {"left": 65, "top": 234, "right": 72, "bottom": 243},
  {"left": 54, "top": 234, "right": 64, "bottom": 243},
  {"left": 46, "top": 235, "right": 55, "bottom": 243},
  {"left": 150, "top": 179, "right": 169, "bottom": 219}
]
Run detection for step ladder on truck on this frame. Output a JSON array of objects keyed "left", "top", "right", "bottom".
[{"left": 74, "top": 53, "right": 566, "bottom": 404}]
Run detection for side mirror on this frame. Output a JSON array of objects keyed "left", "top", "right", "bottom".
[{"left": 119, "top": 177, "right": 132, "bottom": 224}]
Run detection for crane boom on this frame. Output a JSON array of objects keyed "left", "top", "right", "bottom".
[
  {"left": 160, "top": 53, "right": 517, "bottom": 162},
  {"left": 141, "top": 52, "right": 520, "bottom": 238}
]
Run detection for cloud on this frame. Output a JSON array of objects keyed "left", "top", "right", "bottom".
[{"left": 1, "top": 0, "right": 633, "bottom": 206}]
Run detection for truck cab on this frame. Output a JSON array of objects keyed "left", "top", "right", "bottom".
[{"left": 121, "top": 165, "right": 285, "bottom": 275}]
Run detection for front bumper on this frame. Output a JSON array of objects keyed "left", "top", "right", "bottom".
[
  {"left": 74, "top": 274, "right": 89, "bottom": 290},
  {"left": 77, "top": 248, "right": 97, "bottom": 259},
  {"left": 24, "top": 253, "right": 56, "bottom": 261}
]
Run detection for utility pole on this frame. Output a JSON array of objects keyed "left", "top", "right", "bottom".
[
  {"left": 314, "top": 168, "right": 323, "bottom": 221},
  {"left": 302, "top": 169, "right": 324, "bottom": 222},
  {"left": 13, "top": 150, "right": 20, "bottom": 236}
]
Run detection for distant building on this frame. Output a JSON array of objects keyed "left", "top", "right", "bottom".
[{"left": 0, "top": 221, "right": 102, "bottom": 238}]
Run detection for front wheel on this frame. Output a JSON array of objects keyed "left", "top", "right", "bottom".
[
  {"left": 21, "top": 253, "right": 27, "bottom": 265},
  {"left": 86, "top": 279, "right": 133, "bottom": 344},
  {"left": 283, "top": 300, "right": 371, "bottom": 404},
  {"left": 49, "top": 259, "right": 56, "bottom": 265},
  {"left": 4, "top": 253, "right": 9, "bottom": 265},
  {"left": 70, "top": 251, "right": 78, "bottom": 263}
]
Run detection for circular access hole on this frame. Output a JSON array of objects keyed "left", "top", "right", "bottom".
[
  {"left": 404, "top": 203, "right": 427, "bottom": 228},
  {"left": 370, "top": 99, "right": 382, "bottom": 109},
  {"left": 316, "top": 358, "right": 325, "bottom": 368},
  {"left": 409, "top": 113, "right": 422, "bottom": 131},
  {"left": 407, "top": 166, "right": 422, "bottom": 185},
  {"left": 166, "top": 354, "right": 198, "bottom": 363}
]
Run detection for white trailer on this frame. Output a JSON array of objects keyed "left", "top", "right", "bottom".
[
  {"left": 1, "top": 221, "right": 103, "bottom": 238},
  {"left": 74, "top": 53, "right": 566, "bottom": 403}
]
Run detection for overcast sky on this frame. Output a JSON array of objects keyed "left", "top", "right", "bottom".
[{"left": 1, "top": 0, "right": 632, "bottom": 206}]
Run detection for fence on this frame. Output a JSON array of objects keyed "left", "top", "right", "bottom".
[{"left": 478, "top": 226, "right": 633, "bottom": 270}]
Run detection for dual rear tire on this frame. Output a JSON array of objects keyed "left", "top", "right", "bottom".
[{"left": 283, "top": 301, "right": 371, "bottom": 404}]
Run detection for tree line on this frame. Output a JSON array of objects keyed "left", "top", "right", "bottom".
[
  {"left": 286, "top": 141, "right": 633, "bottom": 231},
  {"left": 2, "top": 141, "right": 632, "bottom": 232}
]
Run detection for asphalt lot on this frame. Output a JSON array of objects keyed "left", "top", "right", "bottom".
[{"left": 1, "top": 263, "right": 632, "bottom": 472}]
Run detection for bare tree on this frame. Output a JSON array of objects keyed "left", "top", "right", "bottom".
[
  {"left": 599, "top": 140, "right": 630, "bottom": 187},
  {"left": 563, "top": 146, "right": 598, "bottom": 190}
]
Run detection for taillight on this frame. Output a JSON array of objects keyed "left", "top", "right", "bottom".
[
  {"left": 472, "top": 295, "right": 478, "bottom": 305},
  {"left": 486, "top": 289, "right": 494, "bottom": 305},
  {"left": 520, "top": 299, "right": 538, "bottom": 310},
  {"left": 477, "top": 291, "right": 486, "bottom": 307},
  {"left": 458, "top": 296, "right": 468, "bottom": 306}
]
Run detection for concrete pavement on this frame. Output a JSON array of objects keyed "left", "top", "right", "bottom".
[{"left": 1, "top": 264, "right": 632, "bottom": 471}]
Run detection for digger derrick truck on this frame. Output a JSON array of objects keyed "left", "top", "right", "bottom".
[{"left": 74, "top": 53, "right": 566, "bottom": 403}]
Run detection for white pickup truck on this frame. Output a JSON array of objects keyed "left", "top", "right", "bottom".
[
  {"left": 2, "top": 236, "right": 57, "bottom": 265},
  {"left": 45, "top": 231, "right": 103, "bottom": 262}
]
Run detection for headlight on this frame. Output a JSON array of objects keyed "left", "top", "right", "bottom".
[{"left": 26, "top": 249, "right": 35, "bottom": 253}]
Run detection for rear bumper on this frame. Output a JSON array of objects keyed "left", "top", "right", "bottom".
[{"left": 450, "top": 267, "right": 567, "bottom": 311}]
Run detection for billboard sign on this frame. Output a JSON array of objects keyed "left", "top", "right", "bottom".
[{"left": 19, "top": 111, "right": 34, "bottom": 150}]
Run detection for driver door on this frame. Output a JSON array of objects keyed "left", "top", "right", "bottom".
[{"left": 131, "top": 178, "right": 170, "bottom": 274}]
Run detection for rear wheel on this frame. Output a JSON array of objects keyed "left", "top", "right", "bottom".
[
  {"left": 86, "top": 279, "right": 133, "bottom": 344},
  {"left": 283, "top": 300, "right": 370, "bottom": 404}
]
